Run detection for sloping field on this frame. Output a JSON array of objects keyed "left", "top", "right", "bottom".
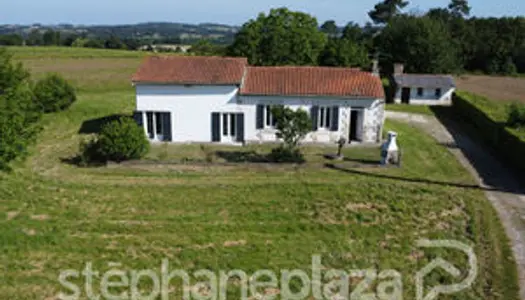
[{"left": 455, "top": 75, "right": 525, "bottom": 103}]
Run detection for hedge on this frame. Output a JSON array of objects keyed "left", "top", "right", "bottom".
[{"left": 452, "top": 91, "right": 525, "bottom": 174}]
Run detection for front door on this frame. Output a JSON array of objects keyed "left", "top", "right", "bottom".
[
  {"left": 349, "top": 110, "right": 360, "bottom": 141},
  {"left": 401, "top": 87, "right": 411, "bottom": 104},
  {"left": 146, "top": 112, "right": 172, "bottom": 141}
]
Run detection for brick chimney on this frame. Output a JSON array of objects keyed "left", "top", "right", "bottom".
[{"left": 394, "top": 63, "right": 404, "bottom": 75}]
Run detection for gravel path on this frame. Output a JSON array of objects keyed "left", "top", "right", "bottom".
[{"left": 386, "top": 111, "right": 525, "bottom": 299}]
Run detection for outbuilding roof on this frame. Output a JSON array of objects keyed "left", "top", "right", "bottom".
[
  {"left": 132, "top": 56, "right": 248, "bottom": 85},
  {"left": 394, "top": 74, "right": 455, "bottom": 88},
  {"left": 132, "top": 56, "right": 384, "bottom": 99}
]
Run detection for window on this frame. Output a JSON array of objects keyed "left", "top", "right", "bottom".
[
  {"left": 145, "top": 111, "right": 171, "bottom": 141},
  {"left": 222, "top": 113, "right": 228, "bottom": 136},
  {"left": 264, "top": 105, "right": 277, "bottom": 128},
  {"left": 222, "top": 113, "right": 236, "bottom": 137},
  {"left": 435, "top": 88, "right": 442, "bottom": 98},
  {"left": 417, "top": 88, "right": 424, "bottom": 97},
  {"left": 318, "top": 106, "right": 332, "bottom": 129}
]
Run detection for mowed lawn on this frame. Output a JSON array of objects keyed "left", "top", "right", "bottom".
[{"left": 0, "top": 47, "right": 519, "bottom": 299}]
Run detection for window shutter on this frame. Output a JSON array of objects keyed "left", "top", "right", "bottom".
[
  {"left": 311, "top": 106, "right": 319, "bottom": 131},
  {"left": 236, "top": 113, "right": 245, "bottom": 143},
  {"left": 132, "top": 111, "right": 143, "bottom": 127},
  {"left": 256, "top": 105, "right": 264, "bottom": 129},
  {"left": 163, "top": 112, "right": 172, "bottom": 141},
  {"left": 211, "top": 112, "right": 221, "bottom": 142},
  {"left": 331, "top": 106, "right": 339, "bottom": 131}
]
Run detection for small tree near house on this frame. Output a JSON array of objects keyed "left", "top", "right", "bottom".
[{"left": 270, "top": 106, "right": 311, "bottom": 163}]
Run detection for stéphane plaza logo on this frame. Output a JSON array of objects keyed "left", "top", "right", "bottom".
[{"left": 56, "top": 239, "right": 477, "bottom": 300}]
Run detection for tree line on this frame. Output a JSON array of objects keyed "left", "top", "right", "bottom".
[{"left": 227, "top": 0, "right": 525, "bottom": 75}]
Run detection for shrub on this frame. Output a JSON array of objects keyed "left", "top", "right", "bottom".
[
  {"left": 96, "top": 117, "right": 149, "bottom": 162},
  {"left": 33, "top": 74, "right": 76, "bottom": 113},
  {"left": 271, "top": 106, "right": 312, "bottom": 149},
  {"left": 507, "top": 102, "right": 525, "bottom": 128},
  {"left": 269, "top": 146, "right": 305, "bottom": 163}
]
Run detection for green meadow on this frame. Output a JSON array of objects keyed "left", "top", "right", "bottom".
[{"left": 0, "top": 47, "right": 519, "bottom": 299}]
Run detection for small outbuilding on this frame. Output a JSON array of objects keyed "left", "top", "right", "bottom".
[{"left": 393, "top": 64, "right": 456, "bottom": 105}]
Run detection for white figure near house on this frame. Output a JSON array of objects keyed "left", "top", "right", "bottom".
[
  {"left": 393, "top": 64, "right": 456, "bottom": 106},
  {"left": 381, "top": 131, "right": 400, "bottom": 165},
  {"left": 131, "top": 56, "right": 386, "bottom": 144}
]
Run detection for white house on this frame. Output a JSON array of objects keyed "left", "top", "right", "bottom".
[
  {"left": 393, "top": 64, "right": 456, "bottom": 105},
  {"left": 131, "top": 56, "right": 385, "bottom": 145}
]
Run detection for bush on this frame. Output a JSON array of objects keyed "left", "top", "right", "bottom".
[
  {"left": 507, "top": 102, "right": 525, "bottom": 128},
  {"left": 33, "top": 74, "right": 76, "bottom": 113},
  {"left": 96, "top": 117, "right": 149, "bottom": 162},
  {"left": 269, "top": 146, "right": 305, "bottom": 163}
]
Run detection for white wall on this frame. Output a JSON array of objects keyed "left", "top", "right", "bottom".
[
  {"left": 136, "top": 84, "right": 240, "bottom": 143},
  {"left": 136, "top": 84, "right": 384, "bottom": 144},
  {"left": 394, "top": 87, "right": 455, "bottom": 105}
]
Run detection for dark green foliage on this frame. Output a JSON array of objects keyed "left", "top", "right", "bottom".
[
  {"left": 95, "top": 117, "right": 150, "bottom": 162},
  {"left": 189, "top": 39, "right": 227, "bottom": 56},
  {"left": 228, "top": 7, "right": 327, "bottom": 66},
  {"left": 368, "top": 0, "right": 409, "bottom": 24},
  {"left": 271, "top": 106, "right": 311, "bottom": 149},
  {"left": 507, "top": 103, "right": 525, "bottom": 128},
  {"left": 453, "top": 92, "right": 525, "bottom": 174},
  {"left": 268, "top": 146, "right": 305, "bottom": 163},
  {"left": 448, "top": 0, "right": 471, "bottom": 17},
  {"left": 318, "top": 38, "right": 370, "bottom": 68},
  {"left": 0, "top": 34, "right": 23, "bottom": 46},
  {"left": 378, "top": 15, "right": 460, "bottom": 74},
  {"left": 0, "top": 49, "right": 41, "bottom": 171},
  {"left": 42, "top": 29, "right": 61, "bottom": 46},
  {"left": 320, "top": 20, "right": 338, "bottom": 37},
  {"left": 33, "top": 74, "right": 77, "bottom": 113}
]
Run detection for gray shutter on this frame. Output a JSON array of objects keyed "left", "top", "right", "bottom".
[
  {"left": 311, "top": 106, "right": 319, "bottom": 131},
  {"left": 256, "top": 105, "right": 264, "bottom": 129},
  {"left": 133, "top": 111, "right": 143, "bottom": 127},
  {"left": 211, "top": 112, "right": 221, "bottom": 142},
  {"left": 236, "top": 113, "right": 245, "bottom": 143},
  {"left": 163, "top": 112, "right": 172, "bottom": 141},
  {"left": 331, "top": 106, "right": 339, "bottom": 131}
]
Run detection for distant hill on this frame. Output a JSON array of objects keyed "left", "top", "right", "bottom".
[{"left": 0, "top": 22, "right": 240, "bottom": 45}]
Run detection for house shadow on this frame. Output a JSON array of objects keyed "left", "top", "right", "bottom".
[
  {"left": 430, "top": 105, "right": 525, "bottom": 194},
  {"left": 321, "top": 154, "right": 380, "bottom": 165},
  {"left": 78, "top": 114, "right": 127, "bottom": 134},
  {"left": 215, "top": 150, "right": 270, "bottom": 163},
  {"left": 324, "top": 163, "right": 500, "bottom": 192}
]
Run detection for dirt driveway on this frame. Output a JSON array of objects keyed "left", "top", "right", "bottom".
[{"left": 386, "top": 111, "right": 525, "bottom": 299}]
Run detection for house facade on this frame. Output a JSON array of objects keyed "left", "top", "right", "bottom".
[
  {"left": 132, "top": 56, "right": 385, "bottom": 145},
  {"left": 393, "top": 64, "right": 456, "bottom": 105}
]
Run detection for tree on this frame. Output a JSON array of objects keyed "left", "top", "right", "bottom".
[
  {"left": 42, "top": 29, "right": 60, "bottom": 46},
  {"left": 104, "top": 35, "right": 126, "bottom": 49},
  {"left": 0, "top": 34, "right": 23, "bottom": 46},
  {"left": 228, "top": 8, "right": 327, "bottom": 66},
  {"left": 448, "top": 0, "right": 471, "bottom": 17},
  {"left": 95, "top": 117, "right": 150, "bottom": 162},
  {"left": 378, "top": 15, "right": 460, "bottom": 74},
  {"left": 26, "top": 29, "right": 42, "bottom": 46},
  {"left": 368, "top": 0, "right": 409, "bottom": 24},
  {"left": 318, "top": 38, "right": 370, "bottom": 68},
  {"left": 341, "top": 22, "right": 363, "bottom": 41},
  {"left": 320, "top": 20, "right": 338, "bottom": 37},
  {"left": 271, "top": 106, "right": 311, "bottom": 149},
  {"left": 33, "top": 74, "right": 77, "bottom": 113},
  {"left": 0, "top": 48, "right": 41, "bottom": 171}
]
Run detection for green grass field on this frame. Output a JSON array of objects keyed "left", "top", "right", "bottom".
[{"left": 0, "top": 47, "right": 519, "bottom": 299}]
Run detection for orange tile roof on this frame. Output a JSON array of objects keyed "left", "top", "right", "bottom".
[
  {"left": 132, "top": 56, "right": 384, "bottom": 98},
  {"left": 132, "top": 56, "right": 248, "bottom": 85},
  {"left": 240, "top": 66, "right": 384, "bottom": 98}
]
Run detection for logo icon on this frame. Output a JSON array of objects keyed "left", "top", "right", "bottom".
[{"left": 415, "top": 239, "right": 477, "bottom": 300}]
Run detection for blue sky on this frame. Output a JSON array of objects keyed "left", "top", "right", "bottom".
[{"left": 1, "top": 0, "right": 524, "bottom": 26}]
